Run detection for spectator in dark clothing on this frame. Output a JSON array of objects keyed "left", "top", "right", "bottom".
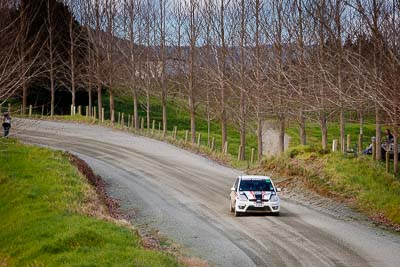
[
  {"left": 2, "top": 112, "right": 11, "bottom": 138},
  {"left": 385, "top": 129, "right": 394, "bottom": 144}
]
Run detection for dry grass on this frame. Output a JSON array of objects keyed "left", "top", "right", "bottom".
[{"left": 178, "top": 257, "right": 210, "bottom": 267}]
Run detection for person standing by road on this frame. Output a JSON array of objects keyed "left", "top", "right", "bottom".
[{"left": 2, "top": 112, "right": 11, "bottom": 138}]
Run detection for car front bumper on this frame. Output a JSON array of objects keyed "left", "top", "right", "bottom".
[{"left": 236, "top": 200, "right": 280, "bottom": 213}]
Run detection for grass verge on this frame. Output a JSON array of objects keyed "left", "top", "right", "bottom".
[{"left": 0, "top": 139, "right": 181, "bottom": 266}]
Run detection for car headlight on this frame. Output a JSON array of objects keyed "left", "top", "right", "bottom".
[
  {"left": 238, "top": 193, "right": 248, "bottom": 201},
  {"left": 270, "top": 194, "right": 279, "bottom": 202}
]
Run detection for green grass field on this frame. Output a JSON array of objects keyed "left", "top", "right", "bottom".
[
  {"left": 100, "top": 94, "right": 258, "bottom": 160},
  {"left": 286, "top": 121, "right": 377, "bottom": 149},
  {"left": 0, "top": 139, "right": 180, "bottom": 266},
  {"left": 102, "top": 94, "right": 381, "bottom": 157}
]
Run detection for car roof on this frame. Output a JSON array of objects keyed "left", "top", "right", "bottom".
[{"left": 239, "top": 175, "right": 271, "bottom": 180}]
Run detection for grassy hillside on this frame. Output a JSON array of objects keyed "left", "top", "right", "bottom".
[
  {"left": 286, "top": 121, "right": 377, "bottom": 149},
  {"left": 0, "top": 139, "right": 180, "bottom": 266},
  {"left": 100, "top": 94, "right": 259, "bottom": 159},
  {"left": 102, "top": 95, "right": 379, "bottom": 157},
  {"left": 260, "top": 146, "right": 400, "bottom": 228}
]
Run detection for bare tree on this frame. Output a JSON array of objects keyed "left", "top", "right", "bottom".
[
  {"left": 0, "top": 2, "right": 41, "bottom": 103},
  {"left": 159, "top": 0, "right": 168, "bottom": 136}
]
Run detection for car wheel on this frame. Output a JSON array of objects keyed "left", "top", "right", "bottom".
[{"left": 234, "top": 208, "right": 241, "bottom": 217}]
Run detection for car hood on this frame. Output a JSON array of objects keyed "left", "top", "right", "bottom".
[{"left": 240, "top": 191, "right": 275, "bottom": 200}]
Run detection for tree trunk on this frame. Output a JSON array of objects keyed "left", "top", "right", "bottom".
[
  {"left": 162, "top": 91, "right": 167, "bottom": 136},
  {"left": 160, "top": 0, "right": 167, "bottom": 136},
  {"left": 221, "top": 85, "right": 227, "bottom": 150},
  {"left": 88, "top": 83, "right": 92, "bottom": 116},
  {"left": 299, "top": 109, "right": 306, "bottom": 145},
  {"left": 239, "top": 121, "right": 246, "bottom": 160},
  {"left": 319, "top": 112, "right": 328, "bottom": 151},
  {"left": 72, "top": 90, "right": 75, "bottom": 109},
  {"left": 110, "top": 89, "right": 114, "bottom": 123},
  {"left": 239, "top": 116, "right": 246, "bottom": 160},
  {"left": 207, "top": 113, "right": 211, "bottom": 147},
  {"left": 146, "top": 90, "right": 150, "bottom": 130},
  {"left": 279, "top": 114, "right": 285, "bottom": 153},
  {"left": 188, "top": 0, "right": 196, "bottom": 144},
  {"left": 257, "top": 115, "right": 263, "bottom": 162},
  {"left": 132, "top": 87, "right": 138, "bottom": 128},
  {"left": 50, "top": 63, "right": 55, "bottom": 116},
  {"left": 97, "top": 83, "right": 102, "bottom": 119},
  {"left": 95, "top": 0, "right": 102, "bottom": 119},
  {"left": 70, "top": 16, "right": 76, "bottom": 107},
  {"left": 340, "top": 109, "right": 345, "bottom": 153},
  {"left": 359, "top": 109, "right": 363, "bottom": 151},
  {"left": 22, "top": 82, "right": 27, "bottom": 115},
  {"left": 238, "top": 0, "right": 246, "bottom": 160},
  {"left": 375, "top": 104, "right": 382, "bottom": 160},
  {"left": 190, "top": 97, "right": 196, "bottom": 143},
  {"left": 219, "top": 0, "right": 227, "bottom": 151},
  {"left": 394, "top": 126, "right": 398, "bottom": 174}
]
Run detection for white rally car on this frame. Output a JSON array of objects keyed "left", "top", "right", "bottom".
[{"left": 230, "top": 175, "right": 281, "bottom": 216}]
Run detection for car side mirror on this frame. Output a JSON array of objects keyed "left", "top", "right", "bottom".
[
  {"left": 230, "top": 187, "right": 235, "bottom": 192},
  {"left": 276, "top": 188, "right": 281, "bottom": 192}
]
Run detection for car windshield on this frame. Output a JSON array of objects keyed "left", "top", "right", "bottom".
[{"left": 239, "top": 179, "right": 274, "bottom": 192}]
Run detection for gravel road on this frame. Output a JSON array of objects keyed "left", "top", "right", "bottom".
[{"left": 14, "top": 119, "right": 400, "bottom": 267}]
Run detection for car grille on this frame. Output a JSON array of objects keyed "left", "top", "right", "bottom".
[
  {"left": 249, "top": 199, "right": 268, "bottom": 202},
  {"left": 247, "top": 206, "right": 271, "bottom": 211}
]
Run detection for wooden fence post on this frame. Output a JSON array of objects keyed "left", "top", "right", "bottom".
[
  {"left": 332, "top": 140, "right": 338, "bottom": 152},
  {"left": 118, "top": 112, "right": 121, "bottom": 125},
  {"left": 224, "top": 141, "right": 228, "bottom": 154},
  {"left": 172, "top": 126, "right": 175, "bottom": 139},
  {"left": 152, "top": 120, "right": 155, "bottom": 135},
  {"left": 29, "top": 105, "right": 32, "bottom": 117},
  {"left": 141, "top": 117, "right": 144, "bottom": 130},
  {"left": 358, "top": 134, "right": 363, "bottom": 154},
  {"left": 251, "top": 148, "right": 255, "bottom": 164},
  {"left": 197, "top": 133, "right": 201, "bottom": 146},
  {"left": 347, "top": 134, "right": 351, "bottom": 151},
  {"left": 158, "top": 122, "right": 161, "bottom": 133},
  {"left": 93, "top": 107, "right": 97, "bottom": 119},
  {"left": 122, "top": 113, "right": 125, "bottom": 127},
  {"left": 78, "top": 105, "right": 81, "bottom": 115},
  {"left": 184, "top": 130, "right": 188, "bottom": 144},
  {"left": 20, "top": 105, "right": 23, "bottom": 116},
  {"left": 211, "top": 137, "right": 215, "bottom": 151},
  {"left": 102, "top": 108, "right": 105, "bottom": 123},
  {"left": 41, "top": 105, "right": 44, "bottom": 117}
]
